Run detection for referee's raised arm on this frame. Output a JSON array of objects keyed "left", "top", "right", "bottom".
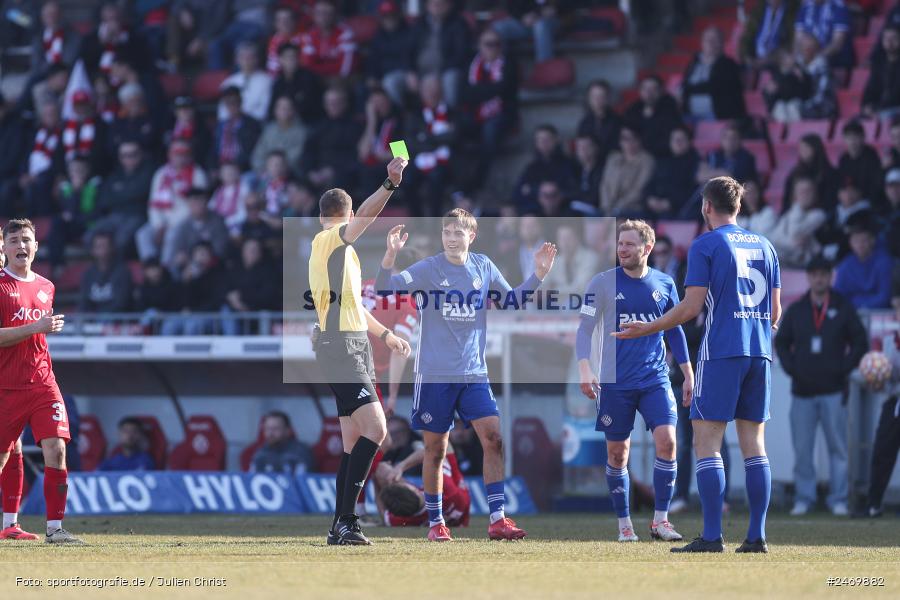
[{"left": 342, "top": 157, "right": 407, "bottom": 244}]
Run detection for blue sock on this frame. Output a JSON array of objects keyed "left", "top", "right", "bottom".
[
  {"left": 653, "top": 457, "right": 677, "bottom": 513},
  {"left": 744, "top": 456, "right": 771, "bottom": 542},
  {"left": 425, "top": 492, "right": 443, "bottom": 527},
  {"left": 485, "top": 481, "right": 505, "bottom": 523},
  {"left": 605, "top": 464, "right": 630, "bottom": 518},
  {"left": 696, "top": 456, "right": 725, "bottom": 541}
]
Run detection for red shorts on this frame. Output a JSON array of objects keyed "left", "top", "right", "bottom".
[{"left": 0, "top": 383, "right": 71, "bottom": 447}]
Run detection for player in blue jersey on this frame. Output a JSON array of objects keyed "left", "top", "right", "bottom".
[
  {"left": 614, "top": 177, "right": 781, "bottom": 553},
  {"left": 375, "top": 208, "right": 556, "bottom": 542},
  {"left": 577, "top": 219, "right": 693, "bottom": 543}
]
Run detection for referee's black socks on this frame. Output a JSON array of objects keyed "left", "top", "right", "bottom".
[
  {"left": 333, "top": 452, "right": 351, "bottom": 531},
  {"left": 338, "top": 436, "right": 381, "bottom": 520}
]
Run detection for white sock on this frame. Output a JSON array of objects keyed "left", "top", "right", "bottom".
[
  {"left": 47, "top": 519, "right": 62, "bottom": 535},
  {"left": 617, "top": 516, "right": 633, "bottom": 531},
  {"left": 3, "top": 512, "right": 17, "bottom": 529},
  {"left": 654, "top": 510, "right": 668, "bottom": 524},
  {"left": 428, "top": 517, "right": 445, "bottom": 528},
  {"left": 490, "top": 510, "right": 505, "bottom": 524}
]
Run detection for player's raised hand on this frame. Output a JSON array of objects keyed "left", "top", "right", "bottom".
[
  {"left": 386, "top": 224, "right": 409, "bottom": 253},
  {"left": 34, "top": 314, "right": 65, "bottom": 334},
  {"left": 533, "top": 242, "right": 558, "bottom": 279},
  {"left": 611, "top": 320, "right": 651, "bottom": 339},
  {"left": 386, "top": 157, "right": 407, "bottom": 186},
  {"left": 385, "top": 332, "right": 411, "bottom": 357}
]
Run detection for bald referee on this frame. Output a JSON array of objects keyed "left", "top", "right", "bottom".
[{"left": 309, "top": 157, "right": 411, "bottom": 545}]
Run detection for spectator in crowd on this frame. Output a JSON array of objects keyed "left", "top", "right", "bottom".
[
  {"left": 534, "top": 179, "right": 575, "bottom": 218},
  {"left": 357, "top": 88, "right": 402, "bottom": 194},
  {"left": 737, "top": 178, "right": 778, "bottom": 235},
  {"left": 98, "top": 417, "right": 155, "bottom": 471},
  {"left": 239, "top": 192, "right": 279, "bottom": 249},
  {"left": 135, "top": 258, "right": 182, "bottom": 324},
  {"left": 168, "top": 96, "right": 212, "bottom": 169},
  {"left": 2, "top": 100, "right": 62, "bottom": 217},
  {"left": 834, "top": 219, "right": 893, "bottom": 309},
  {"left": 464, "top": 27, "right": 519, "bottom": 190},
  {"left": 681, "top": 27, "right": 747, "bottom": 122},
  {"left": 858, "top": 297, "right": 900, "bottom": 517},
  {"left": 165, "top": 187, "right": 229, "bottom": 277},
  {"left": 783, "top": 133, "right": 840, "bottom": 211},
  {"left": 300, "top": 85, "right": 361, "bottom": 191},
  {"left": 863, "top": 25, "right": 900, "bottom": 120},
  {"left": 541, "top": 223, "right": 599, "bottom": 299},
  {"left": 382, "top": 415, "right": 423, "bottom": 474},
  {"left": 268, "top": 42, "right": 323, "bottom": 124},
  {"left": 768, "top": 176, "right": 827, "bottom": 267},
  {"left": 599, "top": 125, "right": 655, "bottom": 217},
  {"left": 283, "top": 178, "right": 318, "bottom": 219},
  {"left": 0, "top": 92, "right": 27, "bottom": 197},
  {"left": 109, "top": 83, "right": 160, "bottom": 161},
  {"left": 764, "top": 32, "right": 837, "bottom": 121},
  {"left": 571, "top": 135, "right": 604, "bottom": 211},
  {"left": 576, "top": 80, "right": 622, "bottom": 169},
  {"left": 649, "top": 235, "right": 682, "bottom": 282},
  {"left": 212, "top": 86, "right": 262, "bottom": 171},
  {"left": 252, "top": 95, "right": 307, "bottom": 175},
  {"left": 166, "top": 0, "right": 229, "bottom": 70},
  {"left": 47, "top": 155, "right": 101, "bottom": 270},
  {"left": 29, "top": 0, "right": 79, "bottom": 79},
  {"left": 884, "top": 168, "right": 900, "bottom": 258},
  {"left": 775, "top": 256, "right": 868, "bottom": 517},
  {"left": 367, "top": 1, "right": 415, "bottom": 107},
  {"left": 298, "top": 0, "right": 357, "bottom": 79},
  {"left": 449, "top": 417, "right": 483, "bottom": 476},
  {"left": 404, "top": 75, "right": 459, "bottom": 216},
  {"left": 624, "top": 75, "right": 683, "bottom": 158},
  {"left": 27, "top": 62, "right": 69, "bottom": 120},
  {"left": 499, "top": 214, "right": 545, "bottom": 284},
  {"left": 794, "top": 0, "right": 854, "bottom": 68},
  {"left": 257, "top": 150, "right": 291, "bottom": 215},
  {"left": 222, "top": 237, "right": 279, "bottom": 334},
  {"left": 883, "top": 118, "right": 900, "bottom": 170},
  {"left": 137, "top": 139, "right": 208, "bottom": 262},
  {"left": 491, "top": 1, "right": 561, "bottom": 63},
  {"left": 251, "top": 411, "right": 314, "bottom": 474},
  {"left": 265, "top": 5, "right": 304, "bottom": 74},
  {"left": 643, "top": 125, "right": 700, "bottom": 219},
  {"left": 210, "top": 162, "right": 250, "bottom": 236},
  {"left": 63, "top": 91, "right": 109, "bottom": 177},
  {"left": 78, "top": 231, "right": 133, "bottom": 313},
  {"left": 90, "top": 140, "right": 154, "bottom": 255},
  {"left": 817, "top": 179, "right": 873, "bottom": 260},
  {"left": 220, "top": 41, "right": 273, "bottom": 122},
  {"left": 79, "top": 2, "right": 146, "bottom": 78},
  {"left": 409, "top": 0, "right": 473, "bottom": 108},
  {"left": 207, "top": 0, "right": 272, "bottom": 70},
  {"left": 512, "top": 124, "right": 577, "bottom": 210},
  {"left": 92, "top": 72, "right": 118, "bottom": 125},
  {"left": 739, "top": 0, "right": 798, "bottom": 68},
  {"left": 165, "top": 241, "right": 227, "bottom": 335},
  {"left": 109, "top": 54, "right": 167, "bottom": 134},
  {"left": 837, "top": 120, "right": 883, "bottom": 208}
]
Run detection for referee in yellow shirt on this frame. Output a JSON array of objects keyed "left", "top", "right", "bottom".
[{"left": 309, "top": 157, "right": 411, "bottom": 545}]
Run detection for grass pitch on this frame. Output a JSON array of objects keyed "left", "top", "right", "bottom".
[{"left": 1, "top": 512, "right": 898, "bottom": 599}]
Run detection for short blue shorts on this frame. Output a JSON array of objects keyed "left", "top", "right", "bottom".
[
  {"left": 411, "top": 376, "right": 499, "bottom": 433},
  {"left": 595, "top": 383, "right": 678, "bottom": 442},
  {"left": 691, "top": 356, "right": 771, "bottom": 423}
]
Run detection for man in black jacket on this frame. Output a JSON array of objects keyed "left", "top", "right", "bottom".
[
  {"left": 775, "top": 256, "right": 869, "bottom": 517},
  {"left": 408, "top": 0, "right": 472, "bottom": 107}
]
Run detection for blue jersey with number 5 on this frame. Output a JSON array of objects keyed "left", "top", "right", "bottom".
[{"left": 684, "top": 224, "right": 781, "bottom": 361}]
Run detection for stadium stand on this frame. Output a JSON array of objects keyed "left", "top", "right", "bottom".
[{"left": 77, "top": 414, "right": 108, "bottom": 472}]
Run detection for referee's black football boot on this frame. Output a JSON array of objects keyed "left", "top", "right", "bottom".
[
  {"left": 735, "top": 538, "right": 768, "bottom": 553},
  {"left": 670, "top": 535, "right": 725, "bottom": 553},
  {"left": 334, "top": 515, "right": 372, "bottom": 545}
]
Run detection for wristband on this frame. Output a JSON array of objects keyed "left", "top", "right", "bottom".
[{"left": 380, "top": 329, "right": 390, "bottom": 341}]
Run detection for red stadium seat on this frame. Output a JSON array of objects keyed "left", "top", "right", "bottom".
[
  {"left": 743, "top": 91, "right": 768, "bottom": 117},
  {"left": 512, "top": 417, "right": 560, "bottom": 510},
  {"left": 837, "top": 89, "right": 863, "bottom": 118},
  {"left": 77, "top": 415, "right": 107, "bottom": 472},
  {"left": 159, "top": 73, "right": 187, "bottom": 100},
  {"left": 744, "top": 139, "right": 772, "bottom": 174},
  {"left": 191, "top": 70, "right": 231, "bottom": 103},
  {"left": 615, "top": 87, "right": 639, "bottom": 112},
  {"left": 766, "top": 120, "right": 785, "bottom": 143},
  {"left": 53, "top": 260, "right": 90, "bottom": 294},
  {"left": 783, "top": 120, "right": 832, "bottom": 143},
  {"left": 673, "top": 34, "right": 701, "bottom": 53},
  {"left": 849, "top": 67, "right": 870, "bottom": 92},
  {"left": 345, "top": 15, "right": 379, "bottom": 45},
  {"left": 657, "top": 52, "right": 692, "bottom": 73},
  {"left": 312, "top": 417, "right": 344, "bottom": 473},
  {"left": 694, "top": 120, "right": 729, "bottom": 144},
  {"left": 109, "top": 415, "right": 167, "bottom": 470},
  {"left": 524, "top": 58, "right": 575, "bottom": 90},
  {"left": 656, "top": 221, "right": 699, "bottom": 256},
  {"left": 168, "top": 415, "right": 227, "bottom": 471},
  {"left": 854, "top": 37, "right": 877, "bottom": 65}
]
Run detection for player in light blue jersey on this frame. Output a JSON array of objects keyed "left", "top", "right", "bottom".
[
  {"left": 615, "top": 177, "right": 781, "bottom": 553},
  {"left": 577, "top": 220, "right": 694, "bottom": 543},
  {"left": 375, "top": 208, "right": 557, "bottom": 542}
]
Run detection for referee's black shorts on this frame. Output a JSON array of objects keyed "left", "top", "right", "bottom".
[{"left": 315, "top": 331, "right": 379, "bottom": 417}]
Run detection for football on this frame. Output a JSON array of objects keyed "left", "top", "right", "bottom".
[{"left": 859, "top": 350, "right": 893, "bottom": 390}]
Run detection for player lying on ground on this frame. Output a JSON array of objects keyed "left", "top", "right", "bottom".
[
  {"left": 309, "top": 158, "right": 413, "bottom": 545},
  {"left": 376, "top": 443, "right": 470, "bottom": 528},
  {"left": 577, "top": 219, "right": 693, "bottom": 543},
  {"left": 375, "top": 208, "right": 557, "bottom": 541},
  {"left": 614, "top": 177, "right": 781, "bottom": 554},
  {"left": 0, "top": 219, "right": 81, "bottom": 544}
]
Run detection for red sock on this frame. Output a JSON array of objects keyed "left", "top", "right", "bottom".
[
  {"left": 1, "top": 452, "right": 23, "bottom": 514},
  {"left": 44, "top": 467, "right": 68, "bottom": 522},
  {"left": 357, "top": 450, "right": 383, "bottom": 505}
]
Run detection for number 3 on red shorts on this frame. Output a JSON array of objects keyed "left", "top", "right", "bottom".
[{"left": 51, "top": 401, "right": 67, "bottom": 422}]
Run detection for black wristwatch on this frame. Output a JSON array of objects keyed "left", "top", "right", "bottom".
[
  {"left": 380, "top": 329, "right": 391, "bottom": 341},
  {"left": 382, "top": 178, "right": 400, "bottom": 191}
]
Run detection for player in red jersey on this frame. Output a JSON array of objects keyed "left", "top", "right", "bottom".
[
  {"left": 376, "top": 445, "right": 470, "bottom": 533},
  {"left": 0, "top": 219, "right": 81, "bottom": 544}
]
